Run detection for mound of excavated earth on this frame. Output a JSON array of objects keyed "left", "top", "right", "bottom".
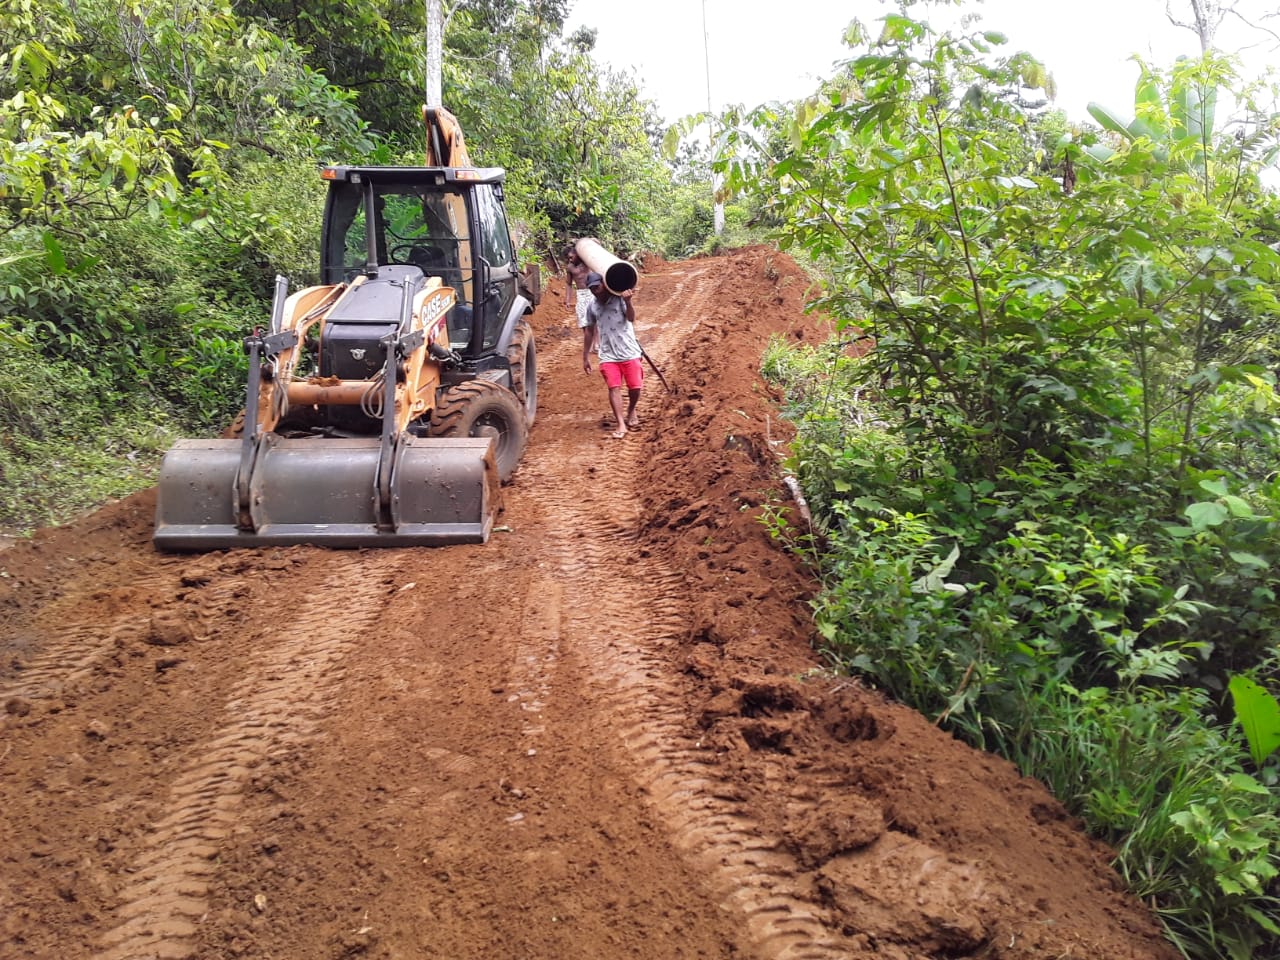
[{"left": 0, "top": 247, "right": 1176, "bottom": 959}]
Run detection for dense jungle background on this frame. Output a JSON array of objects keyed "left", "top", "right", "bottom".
[{"left": 3, "top": 0, "right": 1280, "bottom": 956}]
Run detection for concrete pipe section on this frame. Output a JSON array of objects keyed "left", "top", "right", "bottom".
[{"left": 575, "top": 238, "right": 638, "bottom": 294}]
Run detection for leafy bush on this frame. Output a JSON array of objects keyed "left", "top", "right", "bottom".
[
  {"left": 651, "top": 181, "right": 772, "bottom": 260},
  {"left": 766, "top": 332, "right": 1280, "bottom": 959},
  {"left": 654, "top": 182, "right": 717, "bottom": 259},
  {"left": 1, "top": 150, "right": 330, "bottom": 433},
  {"left": 1026, "top": 684, "right": 1280, "bottom": 960}
]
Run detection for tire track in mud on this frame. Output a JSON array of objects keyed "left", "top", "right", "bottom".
[
  {"left": 0, "top": 566, "right": 180, "bottom": 705},
  {"left": 0, "top": 549, "right": 265, "bottom": 708},
  {"left": 508, "top": 578, "right": 562, "bottom": 742},
  {"left": 517, "top": 263, "right": 855, "bottom": 960},
  {"left": 92, "top": 554, "right": 385, "bottom": 960},
  {"left": 532, "top": 265, "right": 715, "bottom": 378},
  {"left": 634, "top": 264, "right": 716, "bottom": 365}
]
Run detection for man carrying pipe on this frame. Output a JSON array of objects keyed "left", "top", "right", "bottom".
[
  {"left": 573, "top": 238, "right": 673, "bottom": 394},
  {"left": 581, "top": 270, "right": 643, "bottom": 439}
]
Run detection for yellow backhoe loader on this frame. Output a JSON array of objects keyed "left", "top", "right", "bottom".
[{"left": 154, "top": 108, "right": 540, "bottom": 549}]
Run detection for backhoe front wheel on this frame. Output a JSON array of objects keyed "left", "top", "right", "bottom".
[{"left": 430, "top": 380, "right": 528, "bottom": 482}]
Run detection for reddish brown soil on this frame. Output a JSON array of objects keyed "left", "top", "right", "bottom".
[{"left": 0, "top": 248, "right": 1177, "bottom": 960}]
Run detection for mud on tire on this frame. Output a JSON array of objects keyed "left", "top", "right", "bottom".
[
  {"left": 506, "top": 318, "right": 538, "bottom": 429},
  {"left": 430, "top": 379, "right": 528, "bottom": 482}
]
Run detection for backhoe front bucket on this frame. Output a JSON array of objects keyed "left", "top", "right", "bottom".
[{"left": 154, "top": 435, "right": 499, "bottom": 550}]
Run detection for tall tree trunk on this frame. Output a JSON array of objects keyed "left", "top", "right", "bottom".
[
  {"left": 1167, "top": 0, "right": 1223, "bottom": 52},
  {"left": 702, "top": 0, "right": 723, "bottom": 236},
  {"left": 426, "top": 0, "right": 443, "bottom": 108}
]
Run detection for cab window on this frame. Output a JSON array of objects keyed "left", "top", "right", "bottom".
[
  {"left": 342, "top": 207, "right": 368, "bottom": 274},
  {"left": 474, "top": 184, "right": 513, "bottom": 266}
]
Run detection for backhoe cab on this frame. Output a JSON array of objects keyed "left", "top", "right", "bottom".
[
  {"left": 153, "top": 108, "right": 539, "bottom": 550},
  {"left": 320, "top": 162, "right": 531, "bottom": 384}
]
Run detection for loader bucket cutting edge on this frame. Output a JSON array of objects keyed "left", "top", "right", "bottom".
[{"left": 154, "top": 436, "right": 499, "bottom": 550}]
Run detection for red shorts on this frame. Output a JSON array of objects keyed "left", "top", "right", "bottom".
[{"left": 600, "top": 358, "right": 644, "bottom": 390}]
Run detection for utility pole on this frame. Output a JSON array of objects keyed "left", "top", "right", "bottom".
[
  {"left": 426, "top": 0, "right": 443, "bottom": 108},
  {"left": 702, "top": 0, "right": 724, "bottom": 236}
]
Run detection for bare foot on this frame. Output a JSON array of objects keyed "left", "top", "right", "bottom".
[
  {"left": 625, "top": 417, "right": 640, "bottom": 429},
  {"left": 610, "top": 427, "right": 627, "bottom": 439}
]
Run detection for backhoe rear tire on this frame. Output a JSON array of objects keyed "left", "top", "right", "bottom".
[
  {"left": 430, "top": 380, "right": 528, "bottom": 482},
  {"left": 506, "top": 318, "right": 537, "bottom": 429}
]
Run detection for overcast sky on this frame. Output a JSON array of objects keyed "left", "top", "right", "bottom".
[{"left": 564, "top": 0, "right": 1278, "bottom": 127}]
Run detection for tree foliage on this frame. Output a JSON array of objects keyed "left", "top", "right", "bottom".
[{"left": 441, "top": 2, "right": 669, "bottom": 256}]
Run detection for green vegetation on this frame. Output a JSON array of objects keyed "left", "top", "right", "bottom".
[{"left": 745, "top": 9, "right": 1280, "bottom": 958}]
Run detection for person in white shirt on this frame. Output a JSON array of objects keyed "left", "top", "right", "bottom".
[{"left": 580, "top": 271, "right": 643, "bottom": 439}]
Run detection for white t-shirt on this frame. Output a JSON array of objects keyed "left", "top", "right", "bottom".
[{"left": 584, "top": 294, "right": 641, "bottom": 363}]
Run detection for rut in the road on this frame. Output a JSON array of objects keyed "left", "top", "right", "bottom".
[
  {"left": 517, "top": 265, "right": 857, "bottom": 959},
  {"left": 92, "top": 555, "right": 384, "bottom": 960},
  {"left": 2, "top": 567, "right": 178, "bottom": 706}
]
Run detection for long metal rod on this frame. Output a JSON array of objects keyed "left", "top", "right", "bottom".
[
  {"left": 234, "top": 335, "right": 264, "bottom": 532},
  {"left": 363, "top": 178, "right": 379, "bottom": 277},
  {"left": 375, "top": 282, "right": 414, "bottom": 531},
  {"left": 268, "top": 274, "right": 288, "bottom": 333},
  {"left": 702, "top": 0, "right": 713, "bottom": 121},
  {"left": 233, "top": 276, "right": 288, "bottom": 531}
]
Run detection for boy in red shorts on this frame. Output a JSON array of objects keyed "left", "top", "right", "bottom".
[{"left": 581, "top": 271, "right": 643, "bottom": 439}]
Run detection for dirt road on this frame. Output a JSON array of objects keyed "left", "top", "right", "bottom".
[{"left": 1, "top": 248, "right": 1176, "bottom": 959}]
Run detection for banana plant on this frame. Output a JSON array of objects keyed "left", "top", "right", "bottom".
[
  {"left": 1229, "top": 675, "right": 1280, "bottom": 768},
  {"left": 1083, "top": 54, "right": 1219, "bottom": 165}
]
